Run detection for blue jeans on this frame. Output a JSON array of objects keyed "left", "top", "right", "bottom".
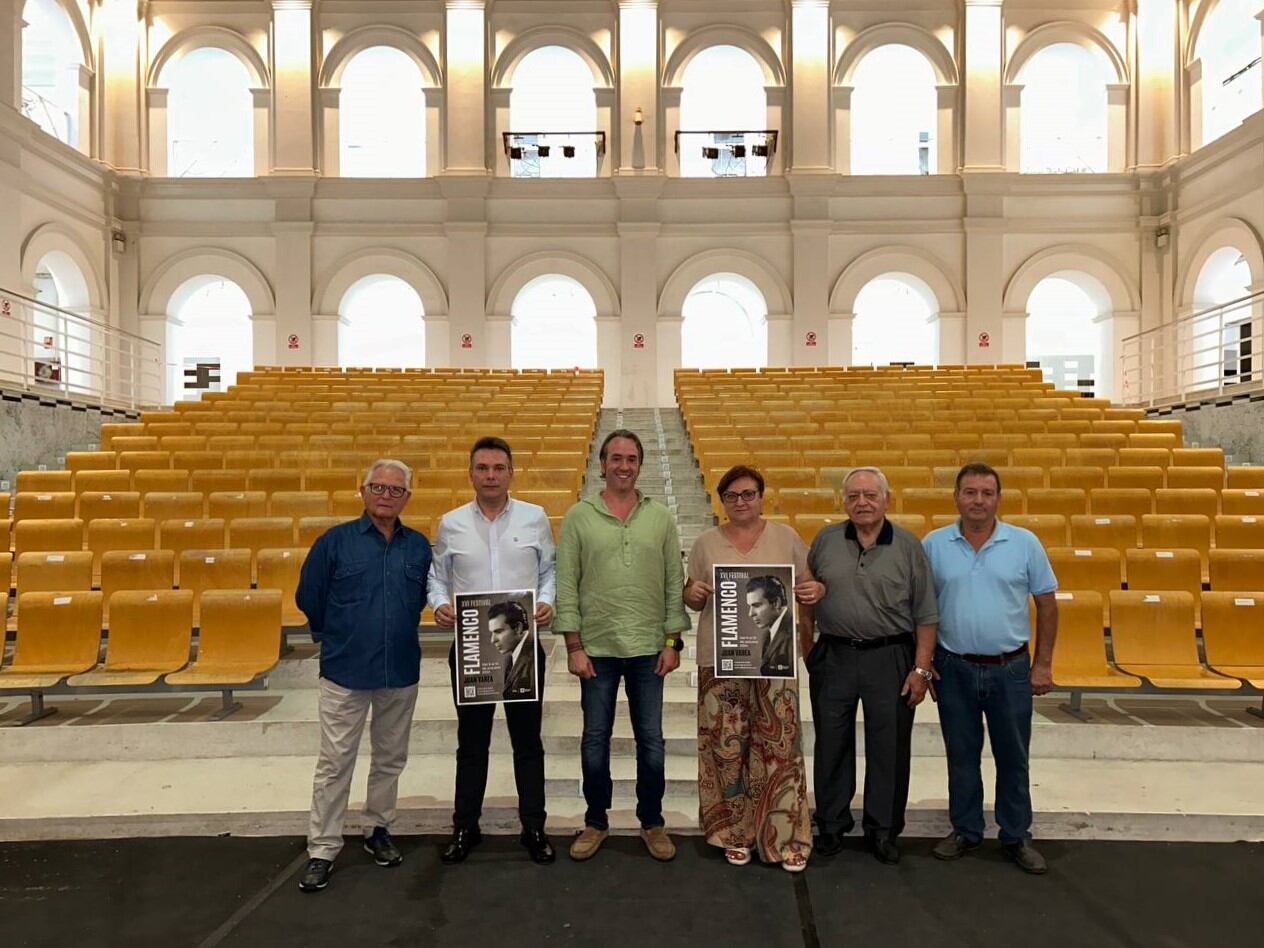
[
  {"left": 935, "top": 645, "right": 1034, "bottom": 844},
  {"left": 580, "top": 654, "right": 665, "bottom": 831}
]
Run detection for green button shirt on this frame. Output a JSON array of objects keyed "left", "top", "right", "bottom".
[{"left": 553, "top": 492, "right": 691, "bottom": 658}]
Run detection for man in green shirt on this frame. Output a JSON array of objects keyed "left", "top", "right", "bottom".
[{"left": 554, "top": 429, "right": 690, "bottom": 863}]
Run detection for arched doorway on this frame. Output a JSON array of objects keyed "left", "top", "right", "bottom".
[
  {"left": 508, "top": 46, "right": 599, "bottom": 178},
  {"left": 680, "top": 273, "right": 768, "bottom": 369},
  {"left": 850, "top": 44, "right": 938, "bottom": 175},
  {"left": 1191, "top": 247, "right": 1253, "bottom": 388},
  {"left": 166, "top": 47, "right": 254, "bottom": 176},
  {"left": 1018, "top": 43, "right": 1114, "bottom": 173},
  {"left": 337, "top": 275, "right": 425, "bottom": 369},
  {"left": 852, "top": 274, "right": 937, "bottom": 366},
  {"left": 20, "top": 0, "right": 85, "bottom": 149},
  {"left": 30, "top": 250, "right": 93, "bottom": 394},
  {"left": 1026, "top": 273, "right": 1108, "bottom": 392},
  {"left": 339, "top": 46, "right": 426, "bottom": 177},
  {"left": 679, "top": 45, "right": 768, "bottom": 177},
  {"left": 167, "top": 276, "right": 253, "bottom": 399},
  {"left": 510, "top": 275, "right": 598, "bottom": 369}
]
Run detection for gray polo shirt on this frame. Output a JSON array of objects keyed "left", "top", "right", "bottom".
[{"left": 807, "top": 519, "right": 938, "bottom": 640}]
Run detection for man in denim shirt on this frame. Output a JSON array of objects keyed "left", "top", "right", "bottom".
[{"left": 296, "top": 459, "right": 432, "bottom": 892}]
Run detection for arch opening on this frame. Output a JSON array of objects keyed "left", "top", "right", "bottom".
[
  {"left": 850, "top": 44, "right": 938, "bottom": 175},
  {"left": 1190, "top": 247, "right": 1254, "bottom": 387},
  {"left": 852, "top": 273, "right": 937, "bottom": 366},
  {"left": 1018, "top": 42, "right": 1113, "bottom": 173},
  {"left": 166, "top": 47, "right": 254, "bottom": 177},
  {"left": 681, "top": 273, "right": 768, "bottom": 369},
  {"left": 508, "top": 46, "right": 598, "bottom": 178},
  {"left": 337, "top": 275, "right": 425, "bottom": 369},
  {"left": 1195, "top": 0, "right": 1263, "bottom": 146},
  {"left": 168, "top": 276, "right": 253, "bottom": 399},
  {"left": 340, "top": 46, "right": 426, "bottom": 178},
  {"left": 20, "top": 0, "right": 84, "bottom": 148},
  {"left": 510, "top": 275, "right": 598, "bottom": 369},
  {"left": 1025, "top": 273, "right": 1107, "bottom": 391},
  {"left": 30, "top": 250, "right": 92, "bottom": 394},
  {"left": 679, "top": 45, "right": 768, "bottom": 178}
]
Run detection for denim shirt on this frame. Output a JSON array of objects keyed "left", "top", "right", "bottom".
[{"left": 296, "top": 513, "right": 433, "bottom": 690}]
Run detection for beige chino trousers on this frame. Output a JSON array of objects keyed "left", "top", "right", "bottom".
[{"left": 307, "top": 676, "right": 419, "bottom": 861}]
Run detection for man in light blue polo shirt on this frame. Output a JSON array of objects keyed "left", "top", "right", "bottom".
[{"left": 921, "top": 463, "right": 1058, "bottom": 875}]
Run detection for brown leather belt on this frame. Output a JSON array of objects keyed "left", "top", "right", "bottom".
[
  {"left": 831, "top": 633, "right": 914, "bottom": 651},
  {"left": 958, "top": 644, "right": 1029, "bottom": 665}
]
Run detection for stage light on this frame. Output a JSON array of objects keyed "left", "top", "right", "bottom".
[
  {"left": 562, "top": 145, "right": 576, "bottom": 158},
  {"left": 732, "top": 145, "right": 746, "bottom": 158},
  {"left": 702, "top": 146, "right": 719, "bottom": 159},
  {"left": 634, "top": 107, "right": 644, "bottom": 126},
  {"left": 509, "top": 146, "right": 523, "bottom": 160},
  {"left": 752, "top": 144, "right": 769, "bottom": 158},
  {"left": 537, "top": 145, "right": 550, "bottom": 157}
]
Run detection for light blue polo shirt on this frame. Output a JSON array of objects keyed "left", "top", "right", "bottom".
[{"left": 921, "top": 519, "right": 1057, "bottom": 656}]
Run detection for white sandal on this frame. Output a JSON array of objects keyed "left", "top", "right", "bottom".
[
  {"left": 781, "top": 851, "right": 808, "bottom": 873},
  {"left": 724, "top": 846, "right": 752, "bottom": 866}
]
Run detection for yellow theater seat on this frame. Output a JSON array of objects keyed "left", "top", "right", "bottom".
[
  {"left": 14, "top": 551, "right": 93, "bottom": 601},
  {"left": 166, "top": 589, "right": 282, "bottom": 687},
  {"left": 899, "top": 488, "right": 957, "bottom": 519},
  {"left": 269, "top": 491, "right": 331, "bottom": 520},
  {"left": 143, "top": 491, "right": 206, "bottom": 523},
  {"left": 1049, "top": 466, "right": 1106, "bottom": 492},
  {"left": 1048, "top": 591, "right": 1140, "bottom": 689},
  {"left": 177, "top": 549, "right": 253, "bottom": 624},
  {"left": 1090, "top": 488, "right": 1153, "bottom": 520},
  {"left": 78, "top": 491, "right": 141, "bottom": 523},
  {"left": 13, "top": 491, "right": 76, "bottom": 522},
  {"left": 67, "top": 589, "right": 194, "bottom": 688},
  {"left": 1154, "top": 488, "right": 1218, "bottom": 519},
  {"left": 73, "top": 469, "right": 132, "bottom": 494},
  {"left": 256, "top": 548, "right": 308, "bottom": 627},
  {"left": 100, "top": 549, "right": 176, "bottom": 622},
  {"left": 1208, "top": 549, "right": 1264, "bottom": 592},
  {"left": 1164, "top": 467, "right": 1224, "bottom": 490},
  {"left": 1141, "top": 514, "right": 1211, "bottom": 573},
  {"left": 1200, "top": 592, "right": 1264, "bottom": 687},
  {"left": 1106, "top": 466, "right": 1165, "bottom": 491},
  {"left": 1226, "top": 467, "right": 1264, "bottom": 489},
  {"left": 16, "top": 470, "right": 73, "bottom": 492},
  {"left": 792, "top": 514, "right": 846, "bottom": 544},
  {"left": 1220, "top": 489, "right": 1264, "bottom": 516},
  {"left": 87, "top": 518, "right": 156, "bottom": 575},
  {"left": 1123, "top": 549, "right": 1203, "bottom": 617},
  {"left": 1109, "top": 591, "right": 1238, "bottom": 689},
  {"left": 1004, "top": 514, "right": 1068, "bottom": 548},
  {"left": 0, "top": 591, "right": 103, "bottom": 690},
  {"left": 1213, "top": 515, "right": 1264, "bottom": 550},
  {"left": 1069, "top": 515, "right": 1138, "bottom": 561},
  {"left": 14, "top": 519, "right": 84, "bottom": 559},
  {"left": 132, "top": 469, "right": 191, "bottom": 494},
  {"left": 304, "top": 469, "right": 360, "bottom": 493},
  {"left": 1025, "top": 488, "right": 1087, "bottom": 519},
  {"left": 208, "top": 491, "right": 269, "bottom": 521},
  {"left": 1046, "top": 547, "right": 1121, "bottom": 621}
]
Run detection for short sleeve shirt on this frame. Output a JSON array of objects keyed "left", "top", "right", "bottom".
[
  {"left": 807, "top": 519, "right": 938, "bottom": 640},
  {"left": 921, "top": 519, "right": 1058, "bottom": 656}
]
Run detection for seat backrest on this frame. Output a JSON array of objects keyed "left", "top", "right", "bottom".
[
  {"left": 1164, "top": 466, "right": 1224, "bottom": 490},
  {"left": 14, "top": 518, "right": 84, "bottom": 557},
  {"left": 268, "top": 491, "right": 330, "bottom": 518},
  {"left": 1208, "top": 549, "right": 1264, "bottom": 592},
  {"left": 1201, "top": 592, "right": 1264, "bottom": 667},
  {"left": 1171, "top": 448, "right": 1224, "bottom": 468},
  {"left": 1109, "top": 590, "right": 1199, "bottom": 665},
  {"left": 1220, "top": 489, "right": 1264, "bottom": 516},
  {"left": 1123, "top": 548, "right": 1202, "bottom": 597},
  {"left": 208, "top": 491, "right": 268, "bottom": 520},
  {"left": 101, "top": 549, "right": 176, "bottom": 600},
  {"left": 1068, "top": 515, "right": 1137, "bottom": 555},
  {"left": 1090, "top": 488, "right": 1152, "bottom": 518},
  {"left": 1154, "top": 488, "right": 1218, "bottom": 518},
  {"left": 13, "top": 491, "right": 77, "bottom": 522},
  {"left": 16, "top": 470, "right": 73, "bottom": 492},
  {"left": 102, "top": 589, "right": 194, "bottom": 671},
  {"left": 15, "top": 550, "right": 94, "bottom": 594},
  {"left": 178, "top": 549, "right": 253, "bottom": 596},
  {"left": 1227, "top": 467, "right": 1264, "bottom": 489},
  {"left": 1025, "top": 488, "right": 1087, "bottom": 517},
  {"left": 1047, "top": 547, "right": 1122, "bottom": 598},
  {"left": 78, "top": 491, "right": 142, "bottom": 523},
  {"left": 195, "top": 589, "right": 283, "bottom": 672},
  {"left": 1049, "top": 591, "right": 1108, "bottom": 677},
  {"left": 87, "top": 518, "right": 156, "bottom": 561},
  {"left": 11, "top": 591, "right": 103, "bottom": 671},
  {"left": 73, "top": 469, "right": 132, "bottom": 494},
  {"left": 1213, "top": 515, "right": 1264, "bottom": 550},
  {"left": 142, "top": 491, "right": 206, "bottom": 522},
  {"left": 228, "top": 517, "right": 297, "bottom": 552},
  {"left": 159, "top": 518, "right": 227, "bottom": 553},
  {"left": 304, "top": 469, "right": 360, "bottom": 493},
  {"left": 132, "top": 469, "right": 191, "bottom": 494},
  {"left": 1141, "top": 514, "right": 1211, "bottom": 555},
  {"left": 1106, "top": 466, "right": 1165, "bottom": 491},
  {"left": 1003, "top": 515, "right": 1067, "bottom": 548},
  {"left": 297, "top": 516, "right": 349, "bottom": 547},
  {"left": 0, "top": 552, "right": 10, "bottom": 597}
]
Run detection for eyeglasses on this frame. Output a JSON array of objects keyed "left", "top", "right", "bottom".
[
  {"left": 721, "top": 489, "right": 760, "bottom": 504},
  {"left": 365, "top": 482, "right": 408, "bottom": 498},
  {"left": 844, "top": 490, "right": 883, "bottom": 503}
]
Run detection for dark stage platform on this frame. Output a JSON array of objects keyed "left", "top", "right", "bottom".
[{"left": 1, "top": 834, "right": 1260, "bottom": 947}]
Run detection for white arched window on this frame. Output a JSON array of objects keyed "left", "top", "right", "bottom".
[
  {"left": 1026, "top": 274, "right": 1104, "bottom": 391},
  {"left": 679, "top": 46, "right": 768, "bottom": 178},
  {"left": 508, "top": 46, "right": 598, "bottom": 178},
  {"left": 510, "top": 275, "right": 598, "bottom": 369},
  {"left": 1191, "top": 247, "right": 1254, "bottom": 387},
  {"left": 167, "top": 47, "right": 254, "bottom": 177},
  {"left": 20, "top": 0, "right": 84, "bottom": 148},
  {"left": 1196, "top": 0, "right": 1264, "bottom": 146},
  {"left": 339, "top": 46, "right": 426, "bottom": 177},
  {"left": 681, "top": 273, "right": 768, "bottom": 369},
  {"left": 169, "top": 276, "right": 253, "bottom": 399},
  {"left": 850, "top": 44, "right": 937, "bottom": 175},
  {"left": 30, "top": 251, "right": 92, "bottom": 394},
  {"left": 1019, "top": 43, "right": 1113, "bottom": 173},
  {"left": 853, "top": 274, "right": 937, "bottom": 366},
  {"left": 338, "top": 275, "right": 425, "bottom": 369}
]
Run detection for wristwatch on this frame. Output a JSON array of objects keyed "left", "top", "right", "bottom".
[
  {"left": 665, "top": 636, "right": 684, "bottom": 651},
  {"left": 913, "top": 666, "right": 934, "bottom": 682}
]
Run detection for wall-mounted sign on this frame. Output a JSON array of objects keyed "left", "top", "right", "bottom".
[
  {"left": 460, "top": 333, "right": 473, "bottom": 349},
  {"left": 632, "top": 332, "right": 645, "bottom": 349},
  {"left": 287, "top": 334, "right": 300, "bottom": 350},
  {"left": 805, "top": 331, "right": 817, "bottom": 347},
  {"left": 978, "top": 331, "right": 990, "bottom": 348}
]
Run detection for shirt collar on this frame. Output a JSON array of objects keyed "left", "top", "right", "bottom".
[
  {"left": 472, "top": 497, "right": 514, "bottom": 523},
  {"left": 586, "top": 490, "right": 647, "bottom": 518},
  {"left": 844, "top": 517, "right": 894, "bottom": 547},
  {"left": 358, "top": 511, "right": 406, "bottom": 537},
  {"left": 948, "top": 518, "right": 1010, "bottom": 548}
]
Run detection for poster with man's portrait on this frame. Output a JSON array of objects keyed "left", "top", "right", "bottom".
[
  {"left": 453, "top": 590, "right": 538, "bottom": 705},
  {"left": 713, "top": 565, "right": 797, "bottom": 679}
]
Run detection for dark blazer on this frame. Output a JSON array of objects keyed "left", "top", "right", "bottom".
[
  {"left": 759, "top": 610, "right": 794, "bottom": 677},
  {"left": 503, "top": 639, "right": 537, "bottom": 700}
]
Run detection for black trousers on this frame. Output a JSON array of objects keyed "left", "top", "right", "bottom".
[
  {"left": 447, "top": 643, "right": 547, "bottom": 832},
  {"left": 807, "top": 636, "right": 915, "bottom": 838}
]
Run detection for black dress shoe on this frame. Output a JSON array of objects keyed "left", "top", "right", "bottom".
[
  {"left": 1004, "top": 840, "right": 1048, "bottom": 875},
  {"left": 815, "top": 831, "right": 845, "bottom": 857},
  {"left": 298, "top": 858, "right": 332, "bottom": 892},
  {"left": 520, "top": 828, "right": 556, "bottom": 864},
  {"left": 866, "top": 833, "right": 900, "bottom": 866},
  {"left": 440, "top": 827, "right": 483, "bottom": 864}
]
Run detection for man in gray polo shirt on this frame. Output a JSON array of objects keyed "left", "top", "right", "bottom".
[{"left": 805, "top": 467, "right": 938, "bottom": 866}]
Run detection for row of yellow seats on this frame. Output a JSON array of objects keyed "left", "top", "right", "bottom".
[
  {"left": 0, "top": 589, "right": 283, "bottom": 714},
  {"left": 110, "top": 420, "right": 596, "bottom": 439},
  {"left": 1039, "top": 590, "right": 1262, "bottom": 691},
  {"left": 101, "top": 431, "right": 593, "bottom": 455},
  {"left": 2, "top": 548, "right": 305, "bottom": 625},
  {"left": 697, "top": 445, "right": 1212, "bottom": 473}
]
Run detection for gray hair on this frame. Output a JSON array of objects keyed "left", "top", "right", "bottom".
[
  {"left": 364, "top": 458, "right": 413, "bottom": 490},
  {"left": 842, "top": 466, "right": 890, "bottom": 497}
]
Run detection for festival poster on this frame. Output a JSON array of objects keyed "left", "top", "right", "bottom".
[
  {"left": 713, "top": 564, "right": 797, "bottom": 679},
  {"left": 454, "top": 590, "right": 539, "bottom": 705}
]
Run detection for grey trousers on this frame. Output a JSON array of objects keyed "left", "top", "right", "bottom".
[{"left": 307, "top": 676, "right": 419, "bottom": 861}]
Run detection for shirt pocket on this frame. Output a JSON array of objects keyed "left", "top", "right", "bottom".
[
  {"left": 331, "top": 561, "right": 371, "bottom": 606},
  {"left": 404, "top": 561, "right": 427, "bottom": 611}
]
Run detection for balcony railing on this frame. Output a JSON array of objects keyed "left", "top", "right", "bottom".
[
  {"left": 0, "top": 289, "right": 163, "bottom": 410},
  {"left": 1120, "top": 290, "right": 1264, "bottom": 406},
  {"left": 502, "top": 132, "right": 606, "bottom": 178},
  {"left": 674, "top": 130, "right": 779, "bottom": 177}
]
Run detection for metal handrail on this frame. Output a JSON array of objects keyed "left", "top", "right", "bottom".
[{"left": 0, "top": 288, "right": 164, "bottom": 410}]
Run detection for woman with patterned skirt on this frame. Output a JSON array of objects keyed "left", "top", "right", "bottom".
[{"left": 684, "top": 465, "right": 825, "bottom": 871}]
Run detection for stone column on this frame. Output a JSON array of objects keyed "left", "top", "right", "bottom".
[
  {"left": 964, "top": 179, "right": 1006, "bottom": 364},
  {"left": 962, "top": 0, "right": 1004, "bottom": 172},
  {"left": 934, "top": 311, "right": 967, "bottom": 363},
  {"left": 1000, "top": 310, "right": 1027, "bottom": 365},
  {"left": 270, "top": 1, "right": 315, "bottom": 174},
  {"left": 936, "top": 83, "right": 957, "bottom": 174},
  {"left": 252, "top": 313, "right": 279, "bottom": 368},
  {"left": 790, "top": 211, "right": 830, "bottom": 366},
  {"left": 1002, "top": 83, "right": 1022, "bottom": 170},
  {"left": 272, "top": 214, "right": 314, "bottom": 366},
  {"left": 145, "top": 87, "right": 168, "bottom": 175},
  {"left": 251, "top": 88, "right": 271, "bottom": 176},
  {"left": 318, "top": 87, "right": 340, "bottom": 176},
  {"left": 0, "top": 0, "right": 19, "bottom": 111},
  {"left": 490, "top": 87, "right": 511, "bottom": 177},
  {"left": 618, "top": 1, "right": 659, "bottom": 173},
  {"left": 827, "top": 312, "right": 854, "bottom": 366},
  {"left": 766, "top": 313, "right": 794, "bottom": 366},
  {"left": 99, "top": 0, "right": 143, "bottom": 170},
  {"left": 832, "top": 85, "right": 852, "bottom": 173},
  {"left": 1096, "top": 309, "right": 1140, "bottom": 401},
  {"left": 655, "top": 315, "right": 682, "bottom": 406},
  {"left": 444, "top": 219, "right": 488, "bottom": 367},
  {"left": 485, "top": 314, "right": 511, "bottom": 366},
  {"left": 595, "top": 314, "right": 622, "bottom": 406},
  {"left": 445, "top": 0, "right": 487, "bottom": 175},
  {"left": 311, "top": 313, "right": 341, "bottom": 365},
  {"left": 617, "top": 199, "right": 661, "bottom": 405},
  {"left": 1134, "top": 0, "right": 1179, "bottom": 169},
  {"left": 790, "top": 0, "right": 831, "bottom": 173},
  {"left": 1106, "top": 83, "right": 1129, "bottom": 172}
]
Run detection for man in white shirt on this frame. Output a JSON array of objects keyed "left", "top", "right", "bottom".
[{"left": 428, "top": 436, "right": 557, "bottom": 865}]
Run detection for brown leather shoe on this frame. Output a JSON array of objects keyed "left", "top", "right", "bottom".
[
  {"left": 569, "top": 827, "right": 609, "bottom": 861},
  {"left": 640, "top": 826, "right": 676, "bottom": 861}
]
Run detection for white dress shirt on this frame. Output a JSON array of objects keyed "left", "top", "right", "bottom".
[{"left": 426, "top": 497, "right": 557, "bottom": 607}]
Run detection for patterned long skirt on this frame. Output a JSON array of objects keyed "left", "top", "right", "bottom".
[{"left": 697, "top": 667, "right": 812, "bottom": 863}]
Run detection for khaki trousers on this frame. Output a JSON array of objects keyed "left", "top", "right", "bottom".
[{"left": 307, "top": 677, "right": 419, "bottom": 861}]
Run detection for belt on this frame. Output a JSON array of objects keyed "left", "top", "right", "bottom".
[
  {"left": 955, "top": 644, "right": 1029, "bottom": 665},
  {"left": 829, "top": 632, "right": 914, "bottom": 651}
]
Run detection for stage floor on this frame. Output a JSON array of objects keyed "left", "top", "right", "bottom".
[{"left": 1, "top": 834, "right": 1260, "bottom": 947}]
